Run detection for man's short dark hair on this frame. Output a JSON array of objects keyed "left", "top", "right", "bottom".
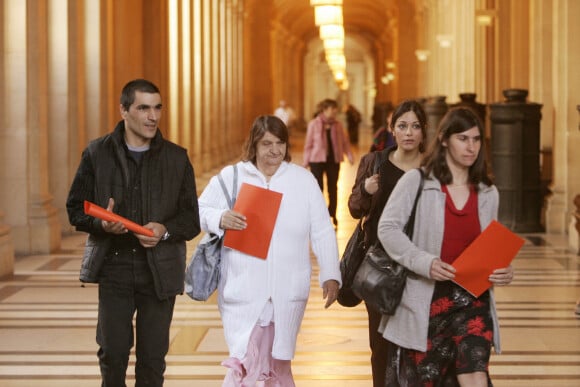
[{"left": 120, "top": 79, "right": 160, "bottom": 111}]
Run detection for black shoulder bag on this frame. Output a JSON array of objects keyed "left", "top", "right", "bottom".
[
  {"left": 351, "top": 168, "right": 424, "bottom": 315},
  {"left": 337, "top": 150, "right": 388, "bottom": 307}
]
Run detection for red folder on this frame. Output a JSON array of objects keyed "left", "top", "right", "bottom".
[
  {"left": 83, "top": 200, "right": 155, "bottom": 237},
  {"left": 223, "top": 183, "right": 283, "bottom": 259},
  {"left": 451, "top": 220, "right": 524, "bottom": 297}
]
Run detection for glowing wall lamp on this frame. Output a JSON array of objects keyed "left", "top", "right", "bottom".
[
  {"left": 436, "top": 34, "right": 453, "bottom": 48},
  {"left": 381, "top": 72, "right": 395, "bottom": 85},
  {"left": 323, "top": 38, "right": 344, "bottom": 51},
  {"left": 475, "top": 9, "right": 495, "bottom": 26},
  {"left": 333, "top": 70, "right": 345, "bottom": 81},
  {"left": 385, "top": 60, "right": 396, "bottom": 70},
  {"left": 325, "top": 47, "right": 344, "bottom": 59},
  {"left": 476, "top": 14, "right": 493, "bottom": 26},
  {"left": 314, "top": 5, "right": 343, "bottom": 26},
  {"left": 415, "top": 49, "right": 430, "bottom": 61},
  {"left": 327, "top": 56, "right": 346, "bottom": 69},
  {"left": 319, "top": 24, "right": 344, "bottom": 40},
  {"left": 310, "top": 0, "right": 342, "bottom": 5},
  {"left": 310, "top": 0, "right": 347, "bottom": 89}
]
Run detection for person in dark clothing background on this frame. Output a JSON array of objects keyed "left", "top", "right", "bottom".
[
  {"left": 370, "top": 110, "right": 396, "bottom": 152},
  {"left": 345, "top": 103, "right": 362, "bottom": 144},
  {"left": 66, "top": 79, "right": 200, "bottom": 387}
]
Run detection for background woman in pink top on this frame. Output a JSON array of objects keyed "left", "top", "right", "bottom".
[{"left": 303, "top": 98, "right": 354, "bottom": 226}]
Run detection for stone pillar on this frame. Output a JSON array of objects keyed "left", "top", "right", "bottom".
[
  {"left": 489, "top": 89, "right": 543, "bottom": 232},
  {"left": 217, "top": 0, "right": 228, "bottom": 165},
  {"left": 233, "top": 2, "right": 245, "bottom": 159},
  {"left": 0, "top": 211, "right": 15, "bottom": 278},
  {"left": 27, "top": 1, "right": 62, "bottom": 253},
  {"left": 450, "top": 93, "right": 486, "bottom": 125},
  {"left": 0, "top": 0, "right": 15, "bottom": 276},
  {"left": 424, "top": 95, "right": 448, "bottom": 143},
  {"left": 571, "top": 194, "right": 580, "bottom": 254},
  {"left": 2, "top": 0, "right": 60, "bottom": 254},
  {"left": 570, "top": 105, "right": 580, "bottom": 253},
  {"left": 48, "top": 0, "right": 73, "bottom": 230},
  {"left": 475, "top": 3, "right": 496, "bottom": 104},
  {"left": 544, "top": 1, "right": 580, "bottom": 235}
]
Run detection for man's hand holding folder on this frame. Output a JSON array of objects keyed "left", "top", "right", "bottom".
[{"left": 84, "top": 200, "right": 155, "bottom": 237}]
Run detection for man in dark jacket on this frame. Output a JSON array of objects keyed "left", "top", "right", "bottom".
[{"left": 66, "top": 79, "right": 200, "bottom": 386}]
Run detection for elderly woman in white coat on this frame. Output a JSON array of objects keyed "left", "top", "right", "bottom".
[
  {"left": 198, "top": 115, "right": 341, "bottom": 386},
  {"left": 377, "top": 107, "right": 514, "bottom": 386}
]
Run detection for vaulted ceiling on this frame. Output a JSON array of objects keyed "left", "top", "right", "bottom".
[{"left": 272, "top": 0, "right": 402, "bottom": 45}]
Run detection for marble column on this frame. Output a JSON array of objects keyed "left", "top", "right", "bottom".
[
  {"left": 571, "top": 194, "right": 580, "bottom": 254},
  {"left": 3, "top": 0, "right": 60, "bottom": 254},
  {"left": 233, "top": 2, "right": 245, "bottom": 157},
  {"left": 396, "top": 1, "right": 418, "bottom": 99},
  {"left": 166, "top": 0, "right": 246, "bottom": 174},
  {"left": 243, "top": 0, "right": 273, "bottom": 130},
  {"left": 201, "top": 0, "right": 213, "bottom": 171},
  {"left": 0, "top": 3, "right": 15, "bottom": 275},
  {"left": 47, "top": 0, "right": 72, "bottom": 230},
  {"left": 545, "top": 0, "right": 580, "bottom": 234},
  {"left": 474, "top": 1, "right": 496, "bottom": 105},
  {"left": 569, "top": 106, "right": 580, "bottom": 253},
  {"left": 0, "top": 211, "right": 14, "bottom": 278}
]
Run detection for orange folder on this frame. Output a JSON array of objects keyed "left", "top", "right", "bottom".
[
  {"left": 83, "top": 200, "right": 155, "bottom": 237},
  {"left": 451, "top": 220, "right": 525, "bottom": 297},
  {"left": 223, "top": 183, "right": 283, "bottom": 259}
]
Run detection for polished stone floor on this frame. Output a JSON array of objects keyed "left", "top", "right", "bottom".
[{"left": 1, "top": 127, "right": 579, "bottom": 386}]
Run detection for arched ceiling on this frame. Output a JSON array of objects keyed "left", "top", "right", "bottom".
[{"left": 273, "top": 0, "right": 402, "bottom": 44}]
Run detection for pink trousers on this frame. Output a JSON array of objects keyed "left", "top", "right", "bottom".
[{"left": 222, "top": 323, "right": 295, "bottom": 387}]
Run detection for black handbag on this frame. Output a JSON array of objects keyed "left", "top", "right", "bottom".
[
  {"left": 337, "top": 219, "right": 366, "bottom": 306},
  {"left": 352, "top": 169, "right": 424, "bottom": 315},
  {"left": 337, "top": 150, "right": 389, "bottom": 307}
]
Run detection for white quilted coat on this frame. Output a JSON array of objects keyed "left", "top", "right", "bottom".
[{"left": 198, "top": 161, "right": 341, "bottom": 360}]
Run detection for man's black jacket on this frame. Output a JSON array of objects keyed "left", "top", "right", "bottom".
[{"left": 66, "top": 121, "right": 200, "bottom": 299}]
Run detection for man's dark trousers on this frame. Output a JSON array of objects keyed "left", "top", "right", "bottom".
[{"left": 96, "top": 247, "right": 176, "bottom": 387}]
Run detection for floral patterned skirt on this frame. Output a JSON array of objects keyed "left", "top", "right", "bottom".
[{"left": 385, "top": 281, "right": 494, "bottom": 387}]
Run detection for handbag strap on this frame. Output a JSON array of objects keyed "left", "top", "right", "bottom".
[
  {"left": 403, "top": 168, "right": 425, "bottom": 239},
  {"left": 364, "top": 149, "right": 389, "bottom": 226},
  {"left": 217, "top": 164, "right": 238, "bottom": 209},
  {"left": 373, "top": 149, "right": 388, "bottom": 174}
]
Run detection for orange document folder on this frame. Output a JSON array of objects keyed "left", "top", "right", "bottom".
[
  {"left": 84, "top": 200, "right": 155, "bottom": 237},
  {"left": 451, "top": 220, "right": 525, "bottom": 297},
  {"left": 223, "top": 183, "right": 283, "bottom": 259}
]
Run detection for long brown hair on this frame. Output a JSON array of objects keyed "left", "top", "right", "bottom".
[
  {"left": 241, "top": 115, "right": 291, "bottom": 163},
  {"left": 421, "top": 107, "right": 493, "bottom": 188}
]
